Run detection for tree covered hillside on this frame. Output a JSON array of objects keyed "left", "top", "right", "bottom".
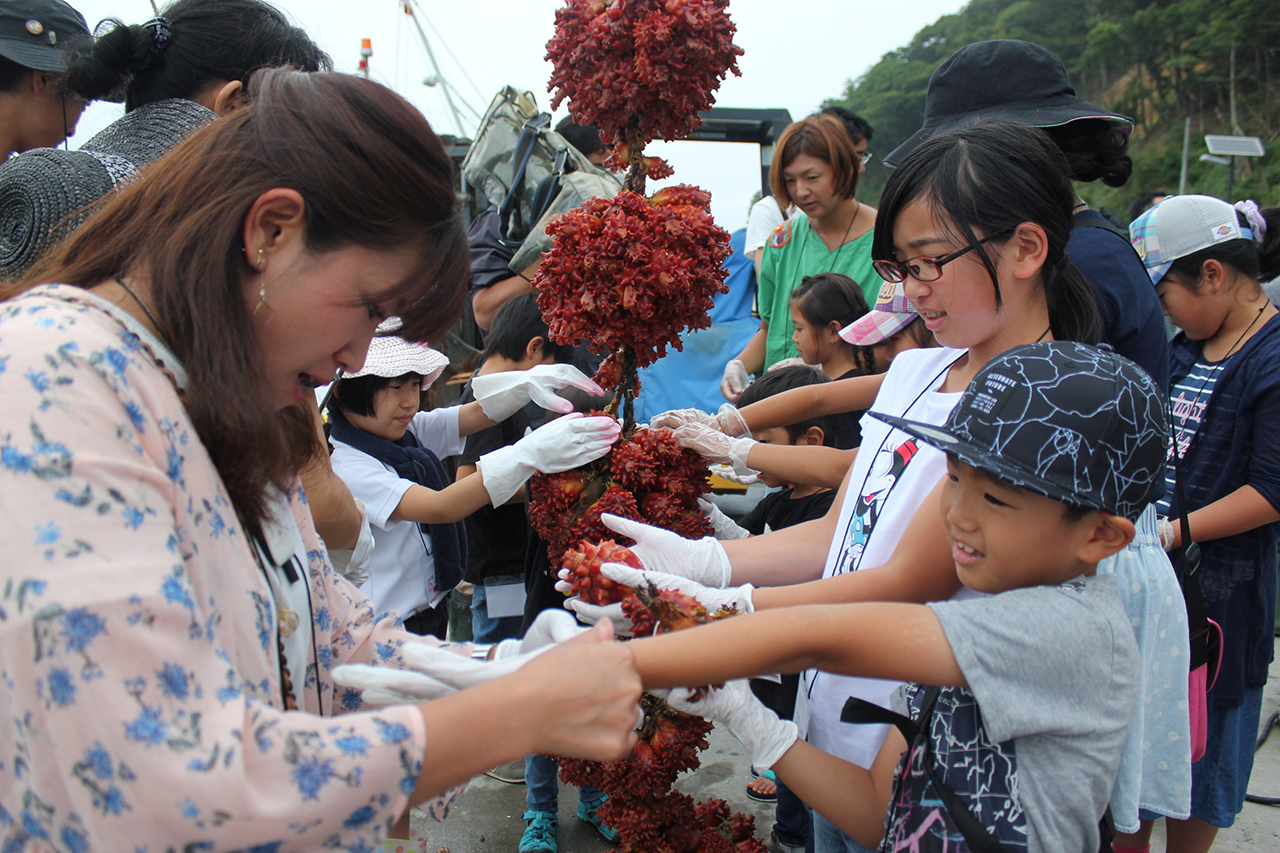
[{"left": 835, "top": 0, "right": 1280, "bottom": 215}]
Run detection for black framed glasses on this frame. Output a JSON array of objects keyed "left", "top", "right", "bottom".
[{"left": 871, "top": 230, "right": 1011, "bottom": 284}]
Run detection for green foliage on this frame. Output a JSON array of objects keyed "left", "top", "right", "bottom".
[{"left": 833, "top": 0, "right": 1280, "bottom": 212}]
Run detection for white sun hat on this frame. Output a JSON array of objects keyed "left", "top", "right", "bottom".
[{"left": 343, "top": 317, "right": 450, "bottom": 389}]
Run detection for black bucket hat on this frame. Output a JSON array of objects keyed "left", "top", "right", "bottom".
[
  {"left": 884, "top": 39, "right": 1133, "bottom": 168},
  {"left": 0, "top": 0, "right": 88, "bottom": 72},
  {"left": 871, "top": 342, "right": 1167, "bottom": 521}
]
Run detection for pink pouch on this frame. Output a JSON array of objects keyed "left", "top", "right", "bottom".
[{"left": 1187, "top": 617, "right": 1223, "bottom": 764}]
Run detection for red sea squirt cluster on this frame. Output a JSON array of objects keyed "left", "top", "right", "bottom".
[
  {"left": 546, "top": 0, "right": 743, "bottom": 161},
  {"left": 533, "top": 186, "right": 731, "bottom": 384}
]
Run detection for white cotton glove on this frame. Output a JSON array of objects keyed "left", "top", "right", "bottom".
[
  {"left": 334, "top": 611, "right": 590, "bottom": 705},
  {"left": 1157, "top": 517, "right": 1176, "bottom": 551},
  {"left": 490, "top": 610, "right": 589, "bottom": 660},
  {"left": 668, "top": 680, "right": 798, "bottom": 770},
  {"left": 673, "top": 423, "right": 758, "bottom": 479},
  {"left": 331, "top": 660, "right": 458, "bottom": 705},
  {"left": 471, "top": 363, "right": 605, "bottom": 422},
  {"left": 649, "top": 407, "right": 719, "bottom": 431},
  {"left": 601, "top": 513, "right": 733, "bottom": 587},
  {"left": 555, "top": 562, "right": 752, "bottom": 631},
  {"left": 334, "top": 641, "right": 552, "bottom": 706},
  {"left": 699, "top": 497, "right": 750, "bottom": 540},
  {"left": 477, "top": 413, "right": 620, "bottom": 505},
  {"left": 721, "top": 359, "right": 749, "bottom": 402}
]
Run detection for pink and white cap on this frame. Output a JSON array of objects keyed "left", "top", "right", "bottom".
[{"left": 839, "top": 279, "right": 918, "bottom": 346}]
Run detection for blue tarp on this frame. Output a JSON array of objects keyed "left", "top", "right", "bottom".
[{"left": 633, "top": 228, "right": 760, "bottom": 422}]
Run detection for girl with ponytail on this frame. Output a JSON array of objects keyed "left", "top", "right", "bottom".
[{"left": 65, "top": 0, "right": 328, "bottom": 112}]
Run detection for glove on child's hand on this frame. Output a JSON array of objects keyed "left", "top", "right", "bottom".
[
  {"left": 650, "top": 408, "right": 719, "bottom": 431},
  {"left": 477, "top": 414, "right": 619, "bottom": 505},
  {"left": 721, "top": 359, "right": 749, "bottom": 402},
  {"left": 471, "top": 363, "right": 604, "bottom": 421},
  {"left": 668, "top": 680, "right": 797, "bottom": 770},
  {"left": 673, "top": 424, "right": 757, "bottom": 479},
  {"left": 600, "top": 513, "right": 733, "bottom": 587},
  {"left": 699, "top": 497, "right": 750, "bottom": 540}
]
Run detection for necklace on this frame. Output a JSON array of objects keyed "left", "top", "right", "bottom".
[
  {"left": 1212, "top": 302, "right": 1268, "bottom": 362},
  {"left": 1035, "top": 325, "right": 1052, "bottom": 342},
  {"left": 794, "top": 199, "right": 861, "bottom": 279},
  {"left": 114, "top": 277, "right": 175, "bottom": 353}
]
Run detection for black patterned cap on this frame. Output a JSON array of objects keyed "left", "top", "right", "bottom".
[
  {"left": 0, "top": 0, "right": 89, "bottom": 72},
  {"left": 872, "top": 342, "right": 1167, "bottom": 521}
]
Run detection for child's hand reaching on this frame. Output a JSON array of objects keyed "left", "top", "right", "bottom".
[
  {"left": 698, "top": 497, "right": 750, "bottom": 540},
  {"left": 472, "top": 363, "right": 606, "bottom": 421},
  {"left": 599, "top": 513, "right": 733, "bottom": 586},
  {"left": 672, "top": 423, "right": 758, "bottom": 479},
  {"left": 668, "top": 680, "right": 797, "bottom": 772},
  {"left": 556, "top": 561, "right": 754, "bottom": 630}
]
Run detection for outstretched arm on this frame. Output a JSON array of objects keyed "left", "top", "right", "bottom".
[
  {"left": 392, "top": 476, "right": 494, "bottom": 524},
  {"left": 737, "top": 372, "right": 886, "bottom": 432},
  {"left": 1174, "top": 484, "right": 1280, "bottom": 548},
  {"left": 751, "top": 478, "right": 960, "bottom": 609},
  {"left": 631, "top": 601, "right": 965, "bottom": 690},
  {"left": 745, "top": 442, "right": 857, "bottom": 491}
]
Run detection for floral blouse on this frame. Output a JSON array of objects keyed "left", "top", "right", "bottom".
[{"left": 0, "top": 286, "right": 444, "bottom": 851}]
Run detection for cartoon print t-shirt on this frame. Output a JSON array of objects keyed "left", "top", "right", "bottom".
[
  {"left": 800, "top": 347, "right": 968, "bottom": 768},
  {"left": 882, "top": 576, "right": 1139, "bottom": 853}
]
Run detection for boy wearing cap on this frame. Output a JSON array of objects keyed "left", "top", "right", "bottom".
[
  {"left": 625, "top": 342, "right": 1169, "bottom": 853},
  {"left": 0, "top": 0, "right": 89, "bottom": 158}
]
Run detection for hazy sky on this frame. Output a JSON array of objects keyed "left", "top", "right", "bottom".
[{"left": 66, "top": 0, "right": 966, "bottom": 230}]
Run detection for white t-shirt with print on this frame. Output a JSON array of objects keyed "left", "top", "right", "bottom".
[{"left": 799, "top": 346, "right": 974, "bottom": 768}]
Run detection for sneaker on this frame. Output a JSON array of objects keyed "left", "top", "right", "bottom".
[
  {"left": 519, "top": 810, "right": 557, "bottom": 853},
  {"left": 769, "top": 830, "right": 805, "bottom": 853},
  {"left": 484, "top": 759, "right": 526, "bottom": 784},
  {"left": 576, "top": 794, "right": 619, "bottom": 843}
]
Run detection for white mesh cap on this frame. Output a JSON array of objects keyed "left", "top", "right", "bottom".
[{"left": 1129, "top": 194, "right": 1253, "bottom": 283}]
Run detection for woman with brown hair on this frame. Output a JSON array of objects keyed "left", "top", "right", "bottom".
[
  {"left": 0, "top": 68, "right": 638, "bottom": 851},
  {"left": 721, "top": 112, "right": 878, "bottom": 400}
]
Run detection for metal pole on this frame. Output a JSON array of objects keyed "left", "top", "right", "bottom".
[
  {"left": 1226, "top": 156, "right": 1235, "bottom": 202},
  {"left": 404, "top": 2, "right": 466, "bottom": 136},
  {"left": 1179, "top": 117, "right": 1190, "bottom": 195}
]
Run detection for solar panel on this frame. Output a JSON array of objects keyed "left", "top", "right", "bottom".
[{"left": 1204, "top": 135, "right": 1266, "bottom": 157}]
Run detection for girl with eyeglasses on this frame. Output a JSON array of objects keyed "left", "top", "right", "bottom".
[{"left": 599, "top": 121, "right": 1183, "bottom": 852}]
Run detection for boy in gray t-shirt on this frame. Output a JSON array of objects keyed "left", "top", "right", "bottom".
[{"left": 621, "top": 342, "right": 1169, "bottom": 853}]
